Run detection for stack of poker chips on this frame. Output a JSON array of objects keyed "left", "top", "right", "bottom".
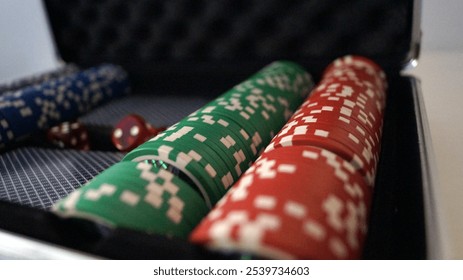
[
  {"left": 52, "top": 161, "right": 209, "bottom": 238},
  {"left": 52, "top": 61, "right": 314, "bottom": 238},
  {"left": 0, "top": 64, "right": 130, "bottom": 149},
  {"left": 190, "top": 55, "right": 387, "bottom": 259}
]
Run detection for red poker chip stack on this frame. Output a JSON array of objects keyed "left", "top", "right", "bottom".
[
  {"left": 267, "top": 55, "right": 386, "bottom": 185},
  {"left": 190, "top": 55, "right": 386, "bottom": 259},
  {"left": 190, "top": 146, "right": 371, "bottom": 259}
]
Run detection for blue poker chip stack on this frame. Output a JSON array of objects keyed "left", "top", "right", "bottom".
[
  {"left": 0, "top": 111, "right": 12, "bottom": 149},
  {"left": 0, "top": 64, "right": 130, "bottom": 148}
]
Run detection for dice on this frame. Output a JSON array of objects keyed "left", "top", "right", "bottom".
[
  {"left": 47, "top": 121, "right": 90, "bottom": 150},
  {"left": 111, "top": 114, "right": 165, "bottom": 152}
]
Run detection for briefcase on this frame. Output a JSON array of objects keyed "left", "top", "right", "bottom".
[{"left": 0, "top": 0, "right": 439, "bottom": 259}]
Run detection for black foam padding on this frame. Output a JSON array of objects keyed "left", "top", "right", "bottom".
[
  {"left": 0, "top": 147, "right": 123, "bottom": 209},
  {"left": 362, "top": 75, "right": 426, "bottom": 259},
  {"left": 44, "top": 0, "right": 414, "bottom": 89},
  {"left": 77, "top": 93, "right": 210, "bottom": 151}
]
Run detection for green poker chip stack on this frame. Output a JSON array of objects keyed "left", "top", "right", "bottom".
[
  {"left": 52, "top": 161, "right": 208, "bottom": 238},
  {"left": 123, "top": 118, "right": 250, "bottom": 207},
  {"left": 124, "top": 60, "right": 313, "bottom": 206},
  {"left": 52, "top": 60, "right": 313, "bottom": 238}
]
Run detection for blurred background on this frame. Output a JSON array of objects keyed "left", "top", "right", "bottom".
[{"left": 420, "top": 0, "right": 463, "bottom": 51}]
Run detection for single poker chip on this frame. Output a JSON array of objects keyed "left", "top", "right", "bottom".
[
  {"left": 177, "top": 118, "right": 251, "bottom": 180},
  {"left": 164, "top": 124, "right": 240, "bottom": 190},
  {"left": 220, "top": 89, "right": 282, "bottom": 129},
  {"left": 209, "top": 94, "right": 276, "bottom": 145},
  {"left": 123, "top": 120, "right": 249, "bottom": 206},
  {"left": 189, "top": 105, "right": 267, "bottom": 155},
  {"left": 247, "top": 62, "right": 314, "bottom": 111},
  {"left": 123, "top": 140, "right": 224, "bottom": 208},
  {"left": 190, "top": 146, "right": 371, "bottom": 260},
  {"left": 323, "top": 62, "right": 385, "bottom": 83},
  {"left": 322, "top": 69, "right": 386, "bottom": 96},
  {"left": 220, "top": 113, "right": 265, "bottom": 158},
  {"left": 303, "top": 98, "right": 382, "bottom": 139},
  {"left": 310, "top": 80, "right": 385, "bottom": 114},
  {"left": 189, "top": 110, "right": 262, "bottom": 161},
  {"left": 0, "top": 110, "right": 13, "bottom": 147},
  {"left": 201, "top": 113, "right": 258, "bottom": 160},
  {"left": 53, "top": 161, "right": 209, "bottom": 238},
  {"left": 311, "top": 78, "right": 386, "bottom": 117},
  {"left": 287, "top": 111, "right": 382, "bottom": 160},
  {"left": 307, "top": 83, "right": 385, "bottom": 143},
  {"left": 323, "top": 55, "right": 387, "bottom": 89},
  {"left": 290, "top": 98, "right": 383, "bottom": 147},
  {"left": 309, "top": 74, "right": 386, "bottom": 142},
  {"left": 237, "top": 66, "right": 309, "bottom": 114},
  {"left": 267, "top": 122, "right": 377, "bottom": 184},
  {"left": 177, "top": 117, "right": 245, "bottom": 165},
  {"left": 130, "top": 122, "right": 238, "bottom": 191},
  {"left": 231, "top": 77, "right": 297, "bottom": 122},
  {"left": 312, "top": 76, "right": 385, "bottom": 105}
]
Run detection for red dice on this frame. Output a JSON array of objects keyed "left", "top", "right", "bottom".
[
  {"left": 47, "top": 121, "right": 90, "bottom": 150},
  {"left": 111, "top": 114, "right": 165, "bottom": 152}
]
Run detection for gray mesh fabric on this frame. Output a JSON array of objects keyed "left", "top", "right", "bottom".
[{"left": 0, "top": 147, "right": 123, "bottom": 209}]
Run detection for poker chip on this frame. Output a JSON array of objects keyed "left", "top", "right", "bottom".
[
  {"left": 123, "top": 141, "right": 222, "bottom": 208},
  {"left": 309, "top": 82, "right": 385, "bottom": 133},
  {"left": 322, "top": 55, "right": 387, "bottom": 91},
  {"left": 188, "top": 105, "right": 268, "bottom": 156},
  {"left": 123, "top": 122, "right": 252, "bottom": 207},
  {"left": 0, "top": 64, "right": 130, "bottom": 148},
  {"left": 268, "top": 126, "right": 378, "bottom": 186},
  {"left": 0, "top": 110, "right": 12, "bottom": 149},
  {"left": 190, "top": 146, "right": 371, "bottom": 259},
  {"left": 52, "top": 161, "right": 208, "bottom": 238}
]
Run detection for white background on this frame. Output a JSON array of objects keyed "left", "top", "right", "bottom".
[
  {"left": 407, "top": 0, "right": 463, "bottom": 259},
  {"left": 0, "top": 0, "right": 59, "bottom": 83}
]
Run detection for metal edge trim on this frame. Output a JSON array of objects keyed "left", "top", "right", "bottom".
[
  {"left": 410, "top": 77, "right": 452, "bottom": 259},
  {"left": 0, "top": 229, "right": 99, "bottom": 260},
  {"left": 39, "top": 0, "right": 66, "bottom": 66},
  {"left": 403, "top": 0, "right": 422, "bottom": 70}
]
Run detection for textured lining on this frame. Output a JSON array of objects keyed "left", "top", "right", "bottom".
[
  {"left": 80, "top": 94, "right": 210, "bottom": 127},
  {"left": 0, "top": 148, "right": 122, "bottom": 209},
  {"left": 44, "top": 0, "right": 413, "bottom": 89}
]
